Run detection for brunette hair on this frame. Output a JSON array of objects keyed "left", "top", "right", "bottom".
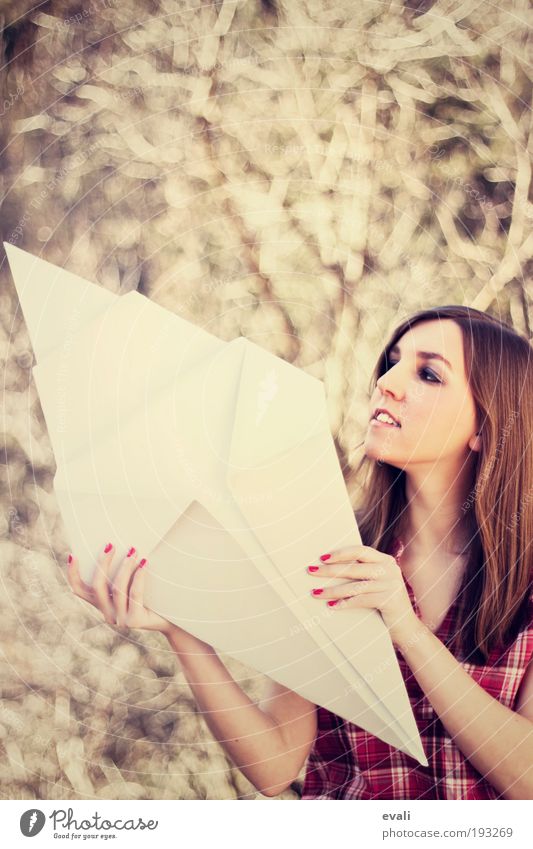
[{"left": 349, "top": 305, "right": 533, "bottom": 664}]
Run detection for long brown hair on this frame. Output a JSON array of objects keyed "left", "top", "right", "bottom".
[{"left": 348, "top": 305, "right": 533, "bottom": 664}]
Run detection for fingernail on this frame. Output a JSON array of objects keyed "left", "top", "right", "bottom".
[
  {"left": 104, "top": 543, "right": 112, "bottom": 553},
  {"left": 320, "top": 553, "right": 331, "bottom": 562},
  {"left": 311, "top": 588, "right": 323, "bottom": 595},
  {"left": 127, "top": 547, "right": 136, "bottom": 557},
  {"left": 327, "top": 599, "right": 339, "bottom": 606},
  {"left": 138, "top": 558, "right": 147, "bottom": 568},
  {"left": 307, "top": 565, "right": 319, "bottom": 572},
  {"left": 67, "top": 554, "right": 72, "bottom": 565}
]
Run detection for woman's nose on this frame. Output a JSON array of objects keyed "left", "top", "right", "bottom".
[{"left": 376, "top": 366, "right": 404, "bottom": 398}]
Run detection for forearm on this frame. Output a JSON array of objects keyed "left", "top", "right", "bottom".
[
  {"left": 394, "top": 619, "right": 533, "bottom": 800},
  {"left": 165, "top": 627, "right": 296, "bottom": 795}
]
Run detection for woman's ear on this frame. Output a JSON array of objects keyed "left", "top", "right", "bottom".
[{"left": 469, "top": 431, "right": 482, "bottom": 452}]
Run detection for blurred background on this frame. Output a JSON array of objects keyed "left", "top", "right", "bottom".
[{"left": 0, "top": 0, "right": 532, "bottom": 800}]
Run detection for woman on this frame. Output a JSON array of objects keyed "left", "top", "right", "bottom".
[{"left": 66, "top": 305, "right": 533, "bottom": 800}]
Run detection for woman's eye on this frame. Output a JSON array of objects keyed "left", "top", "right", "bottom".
[
  {"left": 421, "top": 367, "right": 441, "bottom": 383},
  {"left": 385, "top": 360, "right": 442, "bottom": 384}
]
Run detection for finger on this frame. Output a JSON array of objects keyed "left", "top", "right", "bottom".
[
  {"left": 319, "top": 545, "right": 386, "bottom": 564},
  {"left": 66, "top": 555, "right": 96, "bottom": 605},
  {"left": 328, "top": 591, "right": 387, "bottom": 610},
  {"left": 315, "top": 580, "right": 390, "bottom": 601},
  {"left": 92, "top": 543, "right": 116, "bottom": 587},
  {"left": 91, "top": 543, "right": 117, "bottom": 625},
  {"left": 308, "top": 562, "right": 390, "bottom": 581},
  {"left": 126, "top": 563, "right": 147, "bottom": 624},
  {"left": 111, "top": 548, "right": 140, "bottom": 626},
  {"left": 128, "top": 562, "right": 146, "bottom": 607}
]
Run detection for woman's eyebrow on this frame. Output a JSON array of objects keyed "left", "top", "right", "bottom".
[{"left": 389, "top": 344, "right": 453, "bottom": 370}]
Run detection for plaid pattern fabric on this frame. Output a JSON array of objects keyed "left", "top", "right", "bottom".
[{"left": 301, "top": 537, "right": 533, "bottom": 799}]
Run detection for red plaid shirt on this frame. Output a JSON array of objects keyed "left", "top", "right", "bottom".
[{"left": 301, "top": 537, "right": 533, "bottom": 799}]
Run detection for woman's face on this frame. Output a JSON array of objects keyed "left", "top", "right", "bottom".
[{"left": 364, "top": 318, "right": 480, "bottom": 468}]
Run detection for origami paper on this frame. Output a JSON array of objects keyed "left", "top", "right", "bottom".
[{"left": 4, "top": 242, "right": 427, "bottom": 765}]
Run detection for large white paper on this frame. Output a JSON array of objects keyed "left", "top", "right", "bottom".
[{"left": 4, "top": 242, "right": 428, "bottom": 765}]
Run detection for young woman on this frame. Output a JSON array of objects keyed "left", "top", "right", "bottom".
[{"left": 66, "top": 305, "right": 533, "bottom": 800}]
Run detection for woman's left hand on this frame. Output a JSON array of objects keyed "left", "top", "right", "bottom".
[{"left": 307, "top": 545, "right": 419, "bottom": 646}]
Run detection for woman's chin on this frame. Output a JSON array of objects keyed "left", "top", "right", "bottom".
[{"left": 363, "top": 439, "right": 401, "bottom": 465}]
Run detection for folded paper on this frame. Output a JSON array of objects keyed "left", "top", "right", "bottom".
[{"left": 4, "top": 242, "right": 428, "bottom": 765}]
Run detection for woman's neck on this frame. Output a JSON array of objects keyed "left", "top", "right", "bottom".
[{"left": 400, "top": 462, "right": 475, "bottom": 558}]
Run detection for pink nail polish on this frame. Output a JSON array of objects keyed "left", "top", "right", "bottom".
[
  {"left": 307, "top": 565, "right": 319, "bottom": 572},
  {"left": 67, "top": 554, "right": 72, "bottom": 565},
  {"left": 104, "top": 543, "right": 112, "bottom": 554},
  {"left": 320, "top": 553, "right": 331, "bottom": 562},
  {"left": 138, "top": 558, "right": 147, "bottom": 568},
  {"left": 127, "top": 547, "right": 136, "bottom": 557},
  {"left": 312, "top": 588, "right": 323, "bottom": 595},
  {"left": 327, "top": 599, "right": 339, "bottom": 606}
]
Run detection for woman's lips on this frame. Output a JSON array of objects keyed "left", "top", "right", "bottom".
[{"left": 369, "top": 418, "right": 401, "bottom": 429}]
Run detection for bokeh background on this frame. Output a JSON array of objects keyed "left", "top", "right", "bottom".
[{"left": 1, "top": 0, "right": 532, "bottom": 800}]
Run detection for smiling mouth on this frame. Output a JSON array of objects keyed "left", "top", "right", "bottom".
[{"left": 371, "top": 412, "right": 401, "bottom": 428}]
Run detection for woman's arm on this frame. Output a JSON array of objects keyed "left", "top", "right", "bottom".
[
  {"left": 67, "top": 546, "right": 317, "bottom": 798},
  {"left": 304, "top": 543, "right": 533, "bottom": 799},
  {"left": 515, "top": 657, "right": 533, "bottom": 718},
  {"left": 166, "top": 626, "right": 317, "bottom": 797},
  {"left": 395, "top": 620, "right": 533, "bottom": 800}
]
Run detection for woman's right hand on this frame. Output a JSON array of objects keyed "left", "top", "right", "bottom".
[{"left": 65, "top": 543, "right": 191, "bottom": 640}]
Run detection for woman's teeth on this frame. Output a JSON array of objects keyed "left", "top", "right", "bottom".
[{"left": 375, "top": 412, "right": 400, "bottom": 426}]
